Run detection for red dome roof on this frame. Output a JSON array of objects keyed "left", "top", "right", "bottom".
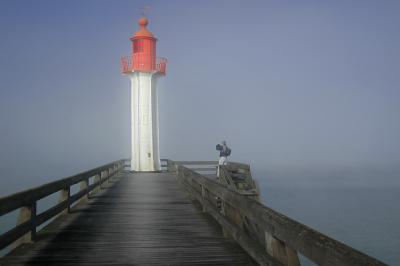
[{"left": 133, "top": 17, "right": 154, "bottom": 38}]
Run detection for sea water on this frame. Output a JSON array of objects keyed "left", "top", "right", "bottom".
[{"left": 258, "top": 174, "right": 400, "bottom": 265}]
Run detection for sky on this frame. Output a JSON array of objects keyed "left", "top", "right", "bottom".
[{"left": 0, "top": 0, "right": 400, "bottom": 194}]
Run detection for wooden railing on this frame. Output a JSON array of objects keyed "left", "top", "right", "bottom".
[
  {"left": 0, "top": 159, "right": 128, "bottom": 252},
  {"left": 170, "top": 160, "right": 218, "bottom": 173},
  {"left": 219, "top": 162, "right": 259, "bottom": 198},
  {"left": 166, "top": 160, "right": 387, "bottom": 266}
]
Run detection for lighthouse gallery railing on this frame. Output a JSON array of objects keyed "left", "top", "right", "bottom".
[{"left": 121, "top": 55, "right": 167, "bottom": 75}]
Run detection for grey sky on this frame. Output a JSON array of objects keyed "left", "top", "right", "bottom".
[{"left": 0, "top": 0, "right": 399, "bottom": 194}]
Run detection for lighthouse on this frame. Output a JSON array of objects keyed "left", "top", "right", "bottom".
[{"left": 121, "top": 17, "right": 167, "bottom": 172}]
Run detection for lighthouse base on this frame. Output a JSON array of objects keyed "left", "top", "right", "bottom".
[{"left": 130, "top": 71, "right": 161, "bottom": 172}]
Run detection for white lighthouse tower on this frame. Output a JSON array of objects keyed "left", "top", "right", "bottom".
[{"left": 121, "top": 17, "right": 167, "bottom": 171}]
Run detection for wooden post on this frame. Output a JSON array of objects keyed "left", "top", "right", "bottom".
[
  {"left": 80, "top": 178, "right": 89, "bottom": 201},
  {"left": 12, "top": 202, "right": 36, "bottom": 248},
  {"left": 265, "top": 231, "right": 300, "bottom": 266},
  {"left": 100, "top": 170, "right": 108, "bottom": 189},
  {"left": 59, "top": 187, "right": 70, "bottom": 214},
  {"left": 93, "top": 174, "right": 101, "bottom": 193},
  {"left": 167, "top": 160, "right": 174, "bottom": 173},
  {"left": 219, "top": 201, "right": 233, "bottom": 240},
  {"left": 167, "top": 161, "right": 171, "bottom": 173},
  {"left": 30, "top": 202, "right": 37, "bottom": 241},
  {"left": 108, "top": 168, "right": 113, "bottom": 182},
  {"left": 221, "top": 203, "right": 233, "bottom": 240},
  {"left": 113, "top": 164, "right": 118, "bottom": 180},
  {"left": 201, "top": 185, "right": 207, "bottom": 212},
  {"left": 286, "top": 246, "right": 301, "bottom": 266}
]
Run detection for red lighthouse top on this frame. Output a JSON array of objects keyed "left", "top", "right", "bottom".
[
  {"left": 121, "top": 17, "right": 167, "bottom": 75},
  {"left": 132, "top": 17, "right": 154, "bottom": 38}
]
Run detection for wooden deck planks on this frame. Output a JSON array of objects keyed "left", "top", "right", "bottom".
[{"left": 1, "top": 172, "right": 256, "bottom": 265}]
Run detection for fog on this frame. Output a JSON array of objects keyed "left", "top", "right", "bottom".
[{"left": 1, "top": 0, "right": 400, "bottom": 195}]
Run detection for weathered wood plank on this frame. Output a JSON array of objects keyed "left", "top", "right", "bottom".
[{"left": 1, "top": 172, "right": 256, "bottom": 265}]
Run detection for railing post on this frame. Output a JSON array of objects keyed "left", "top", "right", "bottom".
[
  {"left": 94, "top": 174, "right": 101, "bottom": 192},
  {"left": 220, "top": 201, "right": 233, "bottom": 240},
  {"left": 12, "top": 202, "right": 37, "bottom": 249},
  {"left": 30, "top": 202, "right": 37, "bottom": 241},
  {"left": 265, "top": 231, "right": 300, "bottom": 266},
  {"left": 100, "top": 170, "right": 108, "bottom": 189},
  {"left": 113, "top": 164, "right": 118, "bottom": 179},
  {"left": 59, "top": 187, "right": 70, "bottom": 214},
  {"left": 201, "top": 185, "right": 207, "bottom": 212},
  {"left": 286, "top": 246, "right": 301, "bottom": 266},
  {"left": 166, "top": 160, "right": 177, "bottom": 174},
  {"left": 80, "top": 178, "right": 89, "bottom": 201},
  {"left": 108, "top": 167, "right": 113, "bottom": 182}
]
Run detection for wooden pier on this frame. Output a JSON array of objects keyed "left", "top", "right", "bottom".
[{"left": 0, "top": 159, "right": 387, "bottom": 265}]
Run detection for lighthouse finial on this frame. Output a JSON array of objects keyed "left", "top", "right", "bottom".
[
  {"left": 138, "top": 17, "right": 149, "bottom": 27},
  {"left": 138, "top": 5, "right": 151, "bottom": 28}
]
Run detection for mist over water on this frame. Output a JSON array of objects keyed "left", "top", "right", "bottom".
[
  {"left": 1, "top": 0, "right": 399, "bottom": 263},
  {"left": 256, "top": 166, "right": 400, "bottom": 265},
  {"left": 260, "top": 184, "right": 400, "bottom": 265}
]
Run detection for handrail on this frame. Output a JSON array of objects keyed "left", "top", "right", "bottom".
[
  {"left": 172, "top": 160, "right": 218, "bottom": 165},
  {"left": 0, "top": 159, "right": 129, "bottom": 251},
  {"left": 219, "top": 163, "right": 259, "bottom": 198},
  {"left": 168, "top": 160, "right": 386, "bottom": 266}
]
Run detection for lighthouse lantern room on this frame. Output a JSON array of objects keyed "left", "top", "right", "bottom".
[{"left": 121, "top": 17, "right": 167, "bottom": 172}]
